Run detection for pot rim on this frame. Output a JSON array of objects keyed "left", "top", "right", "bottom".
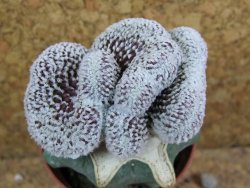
[{"left": 175, "top": 144, "right": 196, "bottom": 182}]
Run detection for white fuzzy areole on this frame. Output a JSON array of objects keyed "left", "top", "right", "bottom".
[{"left": 91, "top": 136, "right": 175, "bottom": 187}]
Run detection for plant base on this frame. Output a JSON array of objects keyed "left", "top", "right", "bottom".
[{"left": 44, "top": 145, "right": 195, "bottom": 188}]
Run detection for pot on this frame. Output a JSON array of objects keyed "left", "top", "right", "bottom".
[{"left": 43, "top": 145, "right": 195, "bottom": 188}]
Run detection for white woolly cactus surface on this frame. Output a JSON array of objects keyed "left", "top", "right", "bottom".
[
  {"left": 24, "top": 18, "right": 207, "bottom": 159},
  {"left": 92, "top": 18, "right": 182, "bottom": 157},
  {"left": 24, "top": 43, "right": 120, "bottom": 158},
  {"left": 149, "top": 27, "right": 207, "bottom": 144}
]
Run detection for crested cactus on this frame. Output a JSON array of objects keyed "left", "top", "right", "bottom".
[{"left": 24, "top": 18, "right": 207, "bottom": 187}]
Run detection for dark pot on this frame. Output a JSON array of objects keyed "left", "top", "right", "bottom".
[{"left": 43, "top": 145, "right": 195, "bottom": 188}]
